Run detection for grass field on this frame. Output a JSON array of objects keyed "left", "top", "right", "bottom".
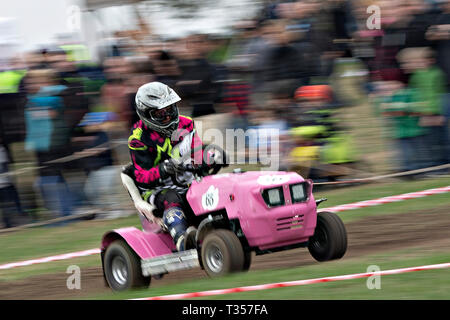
[
  {"left": 0, "top": 176, "right": 448, "bottom": 300},
  {"left": 1, "top": 176, "right": 448, "bottom": 267},
  {"left": 89, "top": 248, "right": 450, "bottom": 300}
]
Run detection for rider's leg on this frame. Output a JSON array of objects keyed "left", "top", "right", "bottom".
[{"left": 155, "top": 189, "right": 196, "bottom": 251}]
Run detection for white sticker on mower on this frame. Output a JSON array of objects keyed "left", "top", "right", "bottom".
[
  {"left": 202, "top": 186, "right": 219, "bottom": 210},
  {"left": 257, "top": 175, "right": 290, "bottom": 186}
]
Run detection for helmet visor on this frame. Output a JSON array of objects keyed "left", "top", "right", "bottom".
[{"left": 147, "top": 103, "right": 178, "bottom": 124}]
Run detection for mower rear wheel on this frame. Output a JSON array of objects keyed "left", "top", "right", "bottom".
[{"left": 104, "top": 239, "right": 151, "bottom": 291}]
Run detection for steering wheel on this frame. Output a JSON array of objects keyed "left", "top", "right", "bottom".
[
  {"left": 170, "top": 144, "right": 228, "bottom": 187},
  {"left": 202, "top": 144, "right": 229, "bottom": 174},
  {"left": 170, "top": 164, "right": 195, "bottom": 188}
]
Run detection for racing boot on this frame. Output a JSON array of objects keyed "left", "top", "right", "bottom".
[{"left": 183, "top": 226, "right": 198, "bottom": 250}]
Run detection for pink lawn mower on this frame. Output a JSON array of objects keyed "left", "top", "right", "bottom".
[{"left": 100, "top": 160, "right": 347, "bottom": 291}]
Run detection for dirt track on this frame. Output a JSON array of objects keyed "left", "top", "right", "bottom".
[{"left": 1, "top": 207, "right": 449, "bottom": 299}]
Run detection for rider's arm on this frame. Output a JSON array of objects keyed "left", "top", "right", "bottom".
[
  {"left": 129, "top": 146, "right": 162, "bottom": 186},
  {"left": 128, "top": 122, "right": 167, "bottom": 187},
  {"left": 130, "top": 144, "right": 177, "bottom": 186}
]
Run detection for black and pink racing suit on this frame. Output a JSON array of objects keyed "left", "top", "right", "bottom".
[{"left": 128, "top": 115, "right": 204, "bottom": 250}]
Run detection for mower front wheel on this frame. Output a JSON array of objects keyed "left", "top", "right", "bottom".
[
  {"left": 201, "top": 229, "right": 245, "bottom": 277},
  {"left": 308, "top": 211, "right": 347, "bottom": 262}
]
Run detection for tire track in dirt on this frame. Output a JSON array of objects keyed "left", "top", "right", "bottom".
[{"left": 0, "top": 207, "right": 448, "bottom": 299}]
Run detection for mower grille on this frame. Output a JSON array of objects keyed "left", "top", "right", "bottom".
[{"left": 276, "top": 214, "right": 305, "bottom": 231}]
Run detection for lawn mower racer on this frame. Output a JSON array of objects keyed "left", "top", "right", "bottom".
[
  {"left": 122, "top": 81, "right": 221, "bottom": 252},
  {"left": 101, "top": 82, "right": 347, "bottom": 292}
]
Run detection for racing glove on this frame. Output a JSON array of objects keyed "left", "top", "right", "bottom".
[{"left": 158, "top": 158, "right": 182, "bottom": 180}]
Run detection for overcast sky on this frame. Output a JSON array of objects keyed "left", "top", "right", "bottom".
[
  {"left": 0, "top": 0, "right": 81, "bottom": 51},
  {"left": 0, "top": 0, "right": 260, "bottom": 55}
]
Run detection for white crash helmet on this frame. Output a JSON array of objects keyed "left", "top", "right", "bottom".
[{"left": 135, "top": 82, "right": 181, "bottom": 136}]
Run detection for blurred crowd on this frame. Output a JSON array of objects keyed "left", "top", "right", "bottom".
[{"left": 0, "top": 0, "right": 449, "bottom": 228}]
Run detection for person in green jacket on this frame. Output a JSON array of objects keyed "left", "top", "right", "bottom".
[
  {"left": 374, "top": 80, "right": 428, "bottom": 172},
  {"left": 397, "top": 47, "right": 448, "bottom": 171}
]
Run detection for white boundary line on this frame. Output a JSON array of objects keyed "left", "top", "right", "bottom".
[
  {"left": 0, "top": 185, "right": 448, "bottom": 271},
  {"left": 133, "top": 262, "right": 450, "bottom": 300},
  {"left": 0, "top": 248, "right": 100, "bottom": 270},
  {"left": 321, "top": 185, "right": 450, "bottom": 213},
  {"left": 314, "top": 163, "right": 450, "bottom": 185}
]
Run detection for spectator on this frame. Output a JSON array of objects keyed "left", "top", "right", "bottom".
[
  {"left": 426, "top": 0, "right": 450, "bottom": 89},
  {"left": 176, "top": 34, "right": 218, "bottom": 118},
  {"left": 0, "top": 143, "right": 26, "bottom": 228},
  {"left": 255, "top": 19, "right": 309, "bottom": 91},
  {"left": 152, "top": 50, "right": 181, "bottom": 89},
  {"left": 24, "top": 69, "right": 73, "bottom": 218},
  {"left": 373, "top": 80, "right": 428, "bottom": 173},
  {"left": 397, "top": 47, "right": 448, "bottom": 171},
  {"left": 426, "top": 0, "right": 450, "bottom": 151},
  {"left": 45, "top": 49, "right": 89, "bottom": 131},
  {"left": 289, "top": 84, "right": 355, "bottom": 178},
  {"left": 100, "top": 57, "right": 137, "bottom": 126},
  {"left": 369, "top": 0, "right": 410, "bottom": 83},
  {"left": 405, "top": 0, "right": 438, "bottom": 48},
  {"left": 224, "top": 20, "right": 268, "bottom": 130},
  {"left": 307, "top": 0, "right": 358, "bottom": 76},
  {"left": 0, "top": 57, "right": 28, "bottom": 163},
  {"left": 124, "top": 57, "right": 155, "bottom": 128},
  {"left": 74, "top": 118, "right": 127, "bottom": 219}
]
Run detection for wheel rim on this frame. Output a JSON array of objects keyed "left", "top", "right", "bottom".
[
  {"left": 111, "top": 256, "right": 128, "bottom": 286},
  {"left": 311, "top": 225, "right": 328, "bottom": 251},
  {"left": 205, "top": 244, "right": 224, "bottom": 274}
]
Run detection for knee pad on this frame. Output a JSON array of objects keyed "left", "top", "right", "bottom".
[
  {"left": 155, "top": 189, "right": 184, "bottom": 211},
  {"left": 163, "top": 190, "right": 184, "bottom": 207},
  {"left": 163, "top": 207, "right": 188, "bottom": 249}
]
